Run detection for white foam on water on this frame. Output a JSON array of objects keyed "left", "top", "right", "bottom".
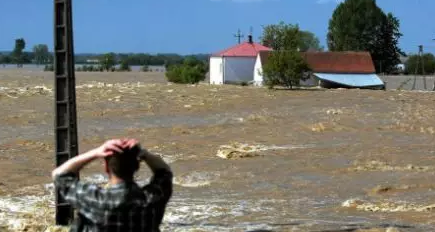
[
  {"left": 342, "top": 198, "right": 435, "bottom": 213},
  {"left": 0, "top": 195, "right": 53, "bottom": 213},
  {"left": 0, "top": 194, "right": 54, "bottom": 230},
  {"left": 160, "top": 223, "right": 276, "bottom": 232},
  {"left": 173, "top": 171, "right": 220, "bottom": 188},
  {"left": 0, "top": 191, "right": 283, "bottom": 231},
  {"left": 0, "top": 85, "right": 53, "bottom": 98},
  {"left": 84, "top": 174, "right": 108, "bottom": 184},
  {"left": 163, "top": 198, "right": 277, "bottom": 225},
  {"left": 145, "top": 151, "right": 191, "bottom": 164},
  {"left": 75, "top": 82, "right": 153, "bottom": 90}
]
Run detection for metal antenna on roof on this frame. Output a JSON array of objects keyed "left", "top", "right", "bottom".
[
  {"left": 412, "top": 45, "right": 427, "bottom": 90},
  {"left": 234, "top": 29, "right": 244, "bottom": 44},
  {"left": 248, "top": 26, "right": 254, "bottom": 43}
]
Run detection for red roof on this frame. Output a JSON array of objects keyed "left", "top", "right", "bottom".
[
  {"left": 258, "top": 51, "right": 375, "bottom": 74},
  {"left": 302, "top": 51, "right": 375, "bottom": 74},
  {"left": 212, "top": 42, "right": 272, "bottom": 57}
]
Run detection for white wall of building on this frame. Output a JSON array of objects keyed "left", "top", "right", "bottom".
[
  {"left": 209, "top": 57, "right": 223, "bottom": 85},
  {"left": 253, "top": 55, "right": 264, "bottom": 86},
  {"left": 223, "top": 57, "right": 256, "bottom": 83}
]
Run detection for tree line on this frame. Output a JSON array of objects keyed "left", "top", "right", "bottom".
[
  {"left": 0, "top": 39, "right": 52, "bottom": 67},
  {"left": 0, "top": 39, "right": 209, "bottom": 67}
]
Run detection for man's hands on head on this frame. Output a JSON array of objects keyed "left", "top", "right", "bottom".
[
  {"left": 92, "top": 139, "right": 125, "bottom": 158},
  {"left": 98, "top": 138, "right": 170, "bottom": 172},
  {"left": 52, "top": 138, "right": 170, "bottom": 180},
  {"left": 52, "top": 138, "right": 145, "bottom": 179},
  {"left": 92, "top": 138, "right": 143, "bottom": 159}
]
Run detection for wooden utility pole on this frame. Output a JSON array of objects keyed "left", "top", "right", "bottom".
[
  {"left": 433, "top": 39, "right": 435, "bottom": 91},
  {"left": 54, "top": 0, "right": 79, "bottom": 225},
  {"left": 234, "top": 29, "right": 244, "bottom": 44}
]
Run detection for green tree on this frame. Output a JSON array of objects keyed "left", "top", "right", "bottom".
[
  {"left": 327, "top": 0, "right": 404, "bottom": 73},
  {"left": 261, "top": 50, "right": 310, "bottom": 89},
  {"left": 99, "top": 53, "right": 116, "bottom": 71},
  {"left": 378, "top": 13, "right": 405, "bottom": 73},
  {"left": 299, "top": 31, "right": 323, "bottom": 51},
  {"left": 0, "top": 54, "right": 7, "bottom": 66},
  {"left": 261, "top": 21, "right": 323, "bottom": 51},
  {"left": 12, "top": 38, "right": 26, "bottom": 67},
  {"left": 141, "top": 65, "right": 150, "bottom": 72},
  {"left": 33, "top": 44, "right": 50, "bottom": 66},
  {"left": 118, "top": 59, "right": 131, "bottom": 72},
  {"left": 44, "top": 64, "right": 54, "bottom": 72},
  {"left": 165, "top": 57, "right": 207, "bottom": 84},
  {"left": 405, "top": 54, "right": 435, "bottom": 75},
  {"left": 261, "top": 22, "right": 301, "bottom": 51},
  {"left": 1, "top": 55, "right": 12, "bottom": 64}
]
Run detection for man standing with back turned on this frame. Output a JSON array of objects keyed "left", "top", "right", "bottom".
[{"left": 52, "top": 138, "right": 173, "bottom": 232}]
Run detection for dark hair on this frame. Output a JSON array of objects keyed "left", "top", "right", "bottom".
[{"left": 105, "top": 145, "right": 141, "bottom": 180}]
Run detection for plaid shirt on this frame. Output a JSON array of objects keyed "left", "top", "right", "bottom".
[{"left": 54, "top": 169, "right": 173, "bottom": 232}]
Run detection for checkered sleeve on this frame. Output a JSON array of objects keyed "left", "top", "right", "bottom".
[
  {"left": 54, "top": 172, "right": 101, "bottom": 210},
  {"left": 142, "top": 169, "right": 173, "bottom": 227},
  {"left": 143, "top": 169, "right": 173, "bottom": 203}
]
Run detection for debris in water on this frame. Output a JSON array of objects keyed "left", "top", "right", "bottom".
[
  {"left": 342, "top": 198, "right": 435, "bottom": 212},
  {"left": 216, "top": 142, "right": 313, "bottom": 159},
  {"left": 326, "top": 108, "right": 343, "bottom": 115},
  {"left": 386, "top": 228, "right": 402, "bottom": 232},
  {"left": 368, "top": 185, "right": 414, "bottom": 196},
  {"left": 246, "top": 113, "right": 268, "bottom": 123},
  {"left": 350, "top": 161, "right": 433, "bottom": 172},
  {"left": 0, "top": 85, "right": 53, "bottom": 98},
  {"left": 311, "top": 123, "right": 326, "bottom": 132}
]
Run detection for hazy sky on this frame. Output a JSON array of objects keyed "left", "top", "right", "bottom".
[{"left": 0, "top": 0, "right": 434, "bottom": 54}]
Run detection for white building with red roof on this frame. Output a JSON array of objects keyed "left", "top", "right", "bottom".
[{"left": 209, "top": 35, "right": 272, "bottom": 85}]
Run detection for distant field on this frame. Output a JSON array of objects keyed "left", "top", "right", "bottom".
[
  {"left": 0, "top": 64, "right": 166, "bottom": 72},
  {"left": 2, "top": 67, "right": 433, "bottom": 91},
  {"left": 0, "top": 68, "right": 168, "bottom": 86}
]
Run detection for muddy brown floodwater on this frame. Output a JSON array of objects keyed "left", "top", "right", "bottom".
[{"left": 0, "top": 69, "right": 435, "bottom": 232}]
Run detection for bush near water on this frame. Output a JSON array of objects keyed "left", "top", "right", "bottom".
[{"left": 165, "top": 57, "right": 207, "bottom": 84}]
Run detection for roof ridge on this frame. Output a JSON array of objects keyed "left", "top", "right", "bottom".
[{"left": 212, "top": 41, "right": 272, "bottom": 57}]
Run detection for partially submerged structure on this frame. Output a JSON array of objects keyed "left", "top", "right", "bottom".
[
  {"left": 254, "top": 51, "right": 385, "bottom": 89},
  {"left": 209, "top": 36, "right": 272, "bottom": 85}
]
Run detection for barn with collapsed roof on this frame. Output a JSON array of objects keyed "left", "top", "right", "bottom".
[{"left": 254, "top": 51, "right": 385, "bottom": 89}]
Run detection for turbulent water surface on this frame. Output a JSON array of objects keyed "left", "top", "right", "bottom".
[{"left": 1, "top": 70, "right": 435, "bottom": 232}]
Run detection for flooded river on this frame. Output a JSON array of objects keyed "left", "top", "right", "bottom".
[{"left": 0, "top": 70, "right": 435, "bottom": 231}]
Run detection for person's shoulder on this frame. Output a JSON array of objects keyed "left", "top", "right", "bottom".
[
  {"left": 54, "top": 172, "right": 102, "bottom": 193},
  {"left": 54, "top": 171, "right": 78, "bottom": 179},
  {"left": 54, "top": 172, "right": 78, "bottom": 185}
]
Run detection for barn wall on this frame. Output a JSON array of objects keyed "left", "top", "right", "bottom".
[
  {"left": 209, "top": 57, "right": 223, "bottom": 85},
  {"left": 253, "top": 55, "right": 264, "bottom": 86},
  {"left": 223, "top": 57, "right": 256, "bottom": 83}
]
